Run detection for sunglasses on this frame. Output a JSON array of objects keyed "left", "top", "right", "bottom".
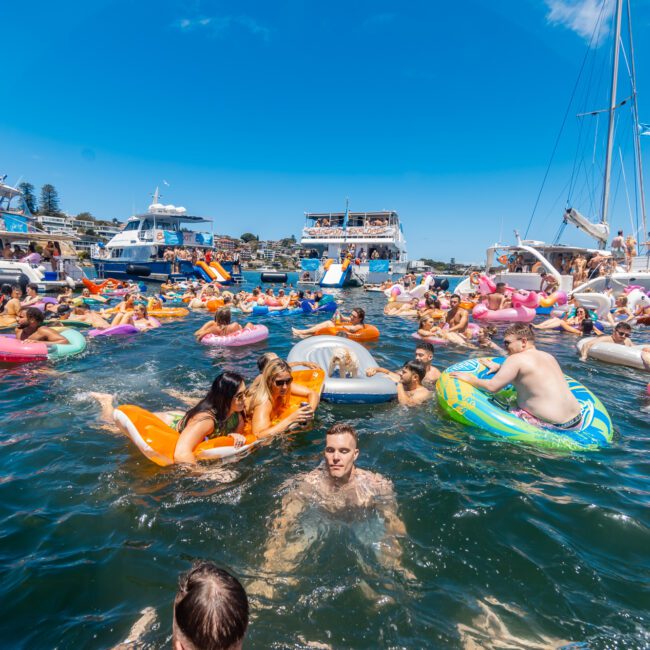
[
  {"left": 274, "top": 377, "right": 293, "bottom": 387},
  {"left": 615, "top": 331, "right": 630, "bottom": 338},
  {"left": 503, "top": 338, "right": 522, "bottom": 347}
]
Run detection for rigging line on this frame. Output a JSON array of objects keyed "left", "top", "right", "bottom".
[
  {"left": 618, "top": 147, "right": 636, "bottom": 235},
  {"left": 523, "top": 0, "right": 609, "bottom": 239}
]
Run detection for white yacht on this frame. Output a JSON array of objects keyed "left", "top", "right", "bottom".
[
  {"left": 299, "top": 206, "right": 408, "bottom": 287},
  {"left": 0, "top": 179, "right": 84, "bottom": 291},
  {"left": 92, "top": 188, "right": 241, "bottom": 284}
]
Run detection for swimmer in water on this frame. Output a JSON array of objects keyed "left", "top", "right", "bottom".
[
  {"left": 485, "top": 283, "right": 511, "bottom": 311},
  {"left": 396, "top": 360, "right": 433, "bottom": 406},
  {"left": 366, "top": 341, "right": 441, "bottom": 390},
  {"left": 248, "top": 423, "right": 413, "bottom": 600},
  {"left": 68, "top": 303, "right": 112, "bottom": 329},
  {"left": 451, "top": 323, "right": 582, "bottom": 430},
  {"left": 445, "top": 294, "right": 472, "bottom": 343},
  {"left": 15, "top": 307, "right": 68, "bottom": 344}
]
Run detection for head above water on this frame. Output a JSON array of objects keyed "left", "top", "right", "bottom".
[
  {"left": 325, "top": 423, "right": 359, "bottom": 482},
  {"left": 415, "top": 341, "right": 434, "bottom": 365},
  {"left": 18, "top": 307, "right": 44, "bottom": 328},
  {"left": 173, "top": 561, "right": 249, "bottom": 650},
  {"left": 215, "top": 308, "right": 232, "bottom": 326},
  {"left": 350, "top": 307, "right": 365, "bottom": 323},
  {"left": 503, "top": 323, "right": 535, "bottom": 354}
]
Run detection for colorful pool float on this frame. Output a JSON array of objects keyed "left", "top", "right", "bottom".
[
  {"left": 436, "top": 357, "right": 613, "bottom": 450},
  {"left": 113, "top": 368, "right": 325, "bottom": 466},
  {"left": 0, "top": 328, "right": 87, "bottom": 363},
  {"left": 313, "top": 324, "right": 380, "bottom": 342},
  {"left": 200, "top": 324, "right": 269, "bottom": 347}
]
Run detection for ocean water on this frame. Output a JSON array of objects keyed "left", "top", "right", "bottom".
[{"left": 1, "top": 274, "right": 649, "bottom": 649}]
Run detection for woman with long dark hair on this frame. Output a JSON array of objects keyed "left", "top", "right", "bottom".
[{"left": 89, "top": 371, "right": 248, "bottom": 465}]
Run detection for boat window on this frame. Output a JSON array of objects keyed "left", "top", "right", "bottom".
[
  {"left": 141, "top": 219, "right": 152, "bottom": 231},
  {"left": 123, "top": 221, "right": 139, "bottom": 232}
]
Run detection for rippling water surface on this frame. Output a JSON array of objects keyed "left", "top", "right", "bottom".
[{"left": 1, "top": 274, "right": 649, "bottom": 649}]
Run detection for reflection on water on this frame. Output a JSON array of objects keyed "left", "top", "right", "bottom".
[{"left": 1, "top": 273, "right": 649, "bottom": 648}]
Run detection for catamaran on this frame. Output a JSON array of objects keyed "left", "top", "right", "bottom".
[
  {"left": 92, "top": 188, "right": 241, "bottom": 283},
  {"left": 299, "top": 203, "right": 408, "bottom": 287},
  {"left": 458, "top": 0, "right": 648, "bottom": 297}
]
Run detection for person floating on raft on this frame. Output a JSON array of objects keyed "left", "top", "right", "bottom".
[
  {"left": 451, "top": 323, "right": 583, "bottom": 431},
  {"left": 194, "top": 307, "right": 255, "bottom": 342},
  {"left": 292, "top": 307, "right": 366, "bottom": 339}
]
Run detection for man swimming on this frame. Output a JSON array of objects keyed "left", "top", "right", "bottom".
[
  {"left": 15, "top": 307, "right": 68, "bottom": 344},
  {"left": 366, "top": 341, "right": 441, "bottom": 390},
  {"left": 396, "top": 360, "right": 432, "bottom": 406},
  {"left": 248, "top": 423, "right": 412, "bottom": 600},
  {"left": 451, "top": 323, "right": 582, "bottom": 429},
  {"left": 445, "top": 294, "right": 471, "bottom": 339}
]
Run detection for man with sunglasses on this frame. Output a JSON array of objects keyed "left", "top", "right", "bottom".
[
  {"left": 579, "top": 321, "right": 635, "bottom": 362},
  {"left": 451, "top": 323, "right": 582, "bottom": 430}
]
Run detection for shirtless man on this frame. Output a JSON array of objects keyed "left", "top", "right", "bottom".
[
  {"left": 445, "top": 294, "right": 471, "bottom": 340},
  {"left": 292, "top": 307, "right": 365, "bottom": 338},
  {"left": 579, "top": 321, "right": 638, "bottom": 362},
  {"left": 451, "top": 323, "right": 582, "bottom": 430},
  {"left": 396, "top": 360, "right": 432, "bottom": 406},
  {"left": 248, "top": 423, "right": 412, "bottom": 600},
  {"left": 15, "top": 307, "right": 68, "bottom": 344},
  {"left": 21, "top": 283, "right": 41, "bottom": 307},
  {"left": 384, "top": 298, "right": 419, "bottom": 317},
  {"left": 0, "top": 284, "right": 23, "bottom": 328},
  {"left": 69, "top": 304, "right": 112, "bottom": 329},
  {"left": 485, "top": 283, "right": 510, "bottom": 311},
  {"left": 366, "top": 342, "right": 440, "bottom": 390}
]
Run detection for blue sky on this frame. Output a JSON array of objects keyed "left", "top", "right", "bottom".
[{"left": 2, "top": 0, "right": 649, "bottom": 262}]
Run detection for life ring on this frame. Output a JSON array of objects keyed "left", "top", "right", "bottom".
[
  {"left": 498, "top": 255, "right": 509, "bottom": 265},
  {"left": 470, "top": 272, "right": 481, "bottom": 286}
]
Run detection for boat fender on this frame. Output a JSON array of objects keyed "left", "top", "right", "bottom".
[
  {"left": 126, "top": 264, "right": 152, "bottom": 277},
  {"left": 261, "top": 272, "right": 288, "bottom": 283}
]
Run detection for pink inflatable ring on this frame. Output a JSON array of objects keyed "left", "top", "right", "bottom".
[{"left": 201, "top": 324, "right": 269, "bottom": 347}]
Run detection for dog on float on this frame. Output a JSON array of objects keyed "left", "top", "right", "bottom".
[{"left": 327, "top": 346, "right": 360, "bottom": 379}]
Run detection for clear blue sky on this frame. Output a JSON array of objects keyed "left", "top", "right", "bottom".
[{"left": 2, "top": 0, "right": 649, "bottom": 263}]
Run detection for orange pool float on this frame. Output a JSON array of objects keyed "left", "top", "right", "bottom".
[
  {"left": 206, "top": 298, "right": 225, "bottom": 312},
  {"left": 113, "top": 369, "right": 325, "bottom": 466},
  {"left": 313, "top": 324, "right": 380, "bottom": 342}
]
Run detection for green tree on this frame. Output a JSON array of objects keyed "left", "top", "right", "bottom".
[
  {"left": 76, "top": 211, "right": 94, "bottom": 222},
  {"left": 17, "top": 182, "right": 38, "bottom": 214},
  {"left": 240, "top": 232, "right": 258, "bottom": 243},
  {"left": 39, "top": 184, "right": 62, "bottom": 215},
  {"left": 85, "top": 228, "right": 96, "bottom": 236}
]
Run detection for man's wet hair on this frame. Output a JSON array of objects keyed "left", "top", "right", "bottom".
[
  {"left": 22, "top": 307, "right": 44, "bottom": 324},
  {"left": 504, "top": 322, "right": 535, "bottom": 341},
  {"left": 326, "top": 422, "right": 358, "bottom": 445},
  {"left": 174, "top": 561, "right": 249, "bottom": 650},
  {"left": 414, "top": 340, "right": 434, "bottom": 357},
  {"left": 403, "top": 359, "right": 426, "bottom": 382},
  {"left": 351, "top": 307, "right": 365, "bottom": 323},
  {"left": 614, "top": 321, "right": 632, "bottom": 333}
]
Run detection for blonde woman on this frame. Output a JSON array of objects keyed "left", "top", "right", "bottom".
[{"left": 246, "top": 358, "right": 317, "bottom": 438}]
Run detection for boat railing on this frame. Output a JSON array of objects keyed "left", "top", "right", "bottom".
[{"left": 302, "top": 226, "right": 396, "bottom": 240}]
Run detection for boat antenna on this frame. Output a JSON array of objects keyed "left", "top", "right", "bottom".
[{"left": 600, "top": 0, "right": 624, "bottom": 246}]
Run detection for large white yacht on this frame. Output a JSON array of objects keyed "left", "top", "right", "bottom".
[
  {"left": 92, "top": 189, "right": 241, "bottom": 283},
  {"left": 299, "top": 207, "right": 408, "bottom": 287},
  {"left": 0, "top": 178, "right": 84, "bottom": 291}
]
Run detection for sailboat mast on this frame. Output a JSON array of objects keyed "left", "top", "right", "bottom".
[
  {"left": 600, "top": 0, "right": 624, "bottom": 247},
  {"left": 626, "top": 0, "right": 647, "bottom": 241}
]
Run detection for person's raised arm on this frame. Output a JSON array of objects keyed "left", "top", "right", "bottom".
[{"left": 251, "top": 400, "right": 313, "bottom": 439}]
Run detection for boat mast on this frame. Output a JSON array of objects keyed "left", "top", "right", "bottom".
[
  {"left": 600, "top": 0, "right": 624, "bottom": 248},
  {"left": 626, "top": 0, "right": 647, "bottom": 241}
]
